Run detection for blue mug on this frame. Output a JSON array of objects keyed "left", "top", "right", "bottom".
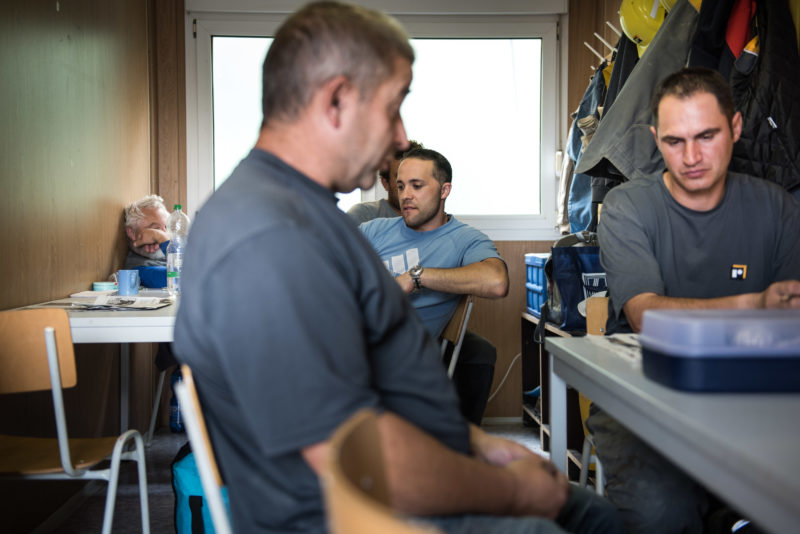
[{"left": 117, "top": 270, "right": 140, "bottom": 296}]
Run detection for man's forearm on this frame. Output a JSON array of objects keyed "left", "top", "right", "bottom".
[
  {"left": 377, "top": 412, "right": 517, "bottom": 516},
  {"left": 623, "top": 292, "right": 761, "bottom": 332},
  {"left": 416, "top": 259, "right": 509, "bottom": 298}
]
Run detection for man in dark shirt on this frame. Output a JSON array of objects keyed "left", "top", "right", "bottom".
[
  {"left": 593, "top": 66, "right": 800, "bottom": 533},
  {"left": 174, "top": 2, "right": 621, "bottom": 533}
]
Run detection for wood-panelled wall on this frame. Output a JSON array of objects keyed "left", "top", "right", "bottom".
[
  {"left": 0, "top": 0, "right": 159, "bottom": 529},
  {"left": 567, "top": 0, "right": 625, "bottom": 116}
]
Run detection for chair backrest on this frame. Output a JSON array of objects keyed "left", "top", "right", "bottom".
[
  {"left": 580, "top": 296, "right": 609, "bottom": 434},
  {"left": 174, "top": 365, "right": 232, "bottom": 534},
  {"left": 0, "top": 309, "right": 76, "bottom": 394},
  {"left": 324, "top": 409, "right": 442, "bottom": 534},
  {"left": 439, "top": 295, "right": 473, "bottom": 378},
  {"left": 0, "top": 308, "right": 83, "bottom": 474},
  {"left": 585, "top": 296, "right": 609, "bottom": 336}
]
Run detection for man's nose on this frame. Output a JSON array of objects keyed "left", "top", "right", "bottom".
[
  {"left": 684, "top": 140, "right": 701, "bottom": 165},
  {"left": 394, "top": 117, "right": 409, "bottom": 151}
]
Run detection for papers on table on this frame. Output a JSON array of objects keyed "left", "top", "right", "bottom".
[
  {"left": 584, "top": 333, "right": 642, "bottom": 366},
  {"left": 70, "top": 288, "right": 171, "bottom": 298},
  {"left": 70, "top": 295, "right": 174, "bottom": 311}
]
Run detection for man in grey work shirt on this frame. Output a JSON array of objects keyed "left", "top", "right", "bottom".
[{"left": 591, "top": 67, "right": 800, "bottom": 533}]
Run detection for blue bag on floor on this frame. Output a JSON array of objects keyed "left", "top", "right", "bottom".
[{"left": 172, "top": 442, "right": 230, "bottom": 534}]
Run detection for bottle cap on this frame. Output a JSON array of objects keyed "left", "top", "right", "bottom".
[{"left": 174, "top": 204, "right": 182, "bottom": 210}]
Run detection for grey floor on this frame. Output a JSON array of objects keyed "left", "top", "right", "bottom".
[{"left": 43, "top": 421, "right": 542, "bottom": 533}]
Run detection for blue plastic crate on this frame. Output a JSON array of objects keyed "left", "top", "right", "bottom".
[{"left": 525, "top": 253, "right": 550, "bottom": 317}]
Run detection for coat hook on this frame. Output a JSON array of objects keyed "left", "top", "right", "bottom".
[
  {"left": 584, "top": 41, "right": 605, "bottom": 62},
  {"left": 594, "top": 32, "right": 617, "bottom": 53},
  {"left": 606, "top": 21, "right": 622, "bottom": 37}
]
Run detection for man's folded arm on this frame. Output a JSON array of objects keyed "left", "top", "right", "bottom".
[{"left": 302, "top": 411, "right": 568, "bottom": 519}]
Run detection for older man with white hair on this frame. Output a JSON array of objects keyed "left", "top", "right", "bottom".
[{"left": 123, "top": 194, "right": 170, "bottom": 288}]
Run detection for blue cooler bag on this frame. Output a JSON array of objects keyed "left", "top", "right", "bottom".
[
  {"left": 542, "top": 231, "right": 606, "bottom": 331},
  {"left": 172, "top": 442, "right": 230, "bottom": 534}
]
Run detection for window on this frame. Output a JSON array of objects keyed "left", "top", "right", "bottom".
[{"left": 186, "top": 1, "right": 566, "bottom": 240}]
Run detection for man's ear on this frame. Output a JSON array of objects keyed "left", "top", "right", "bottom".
[
  {"left": 316, "top": 75, "right": 353, "bottom": 129},
  {"left": 440, "top": 182, "right": 452, "bottom": 200},
  {"left": 731, "top": 111, "right": 743, "bottom": 143},
  {"left": 650, "top": 125, "right": 659, "bottom": 146},
  {"left": 125, "top": 226, "right": 136, "bottom": 243}
]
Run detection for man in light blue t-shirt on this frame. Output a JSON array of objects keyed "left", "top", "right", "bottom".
[{"left": 360, "top": 148, "right": 509, "bottom": 424}]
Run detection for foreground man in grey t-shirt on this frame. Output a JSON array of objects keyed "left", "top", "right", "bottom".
[
  {"left": 174, "top": 2, "right": 621, "bottom": 533},
  {"left": 593, "top": 66, "right": 800, "bottom": 533}
]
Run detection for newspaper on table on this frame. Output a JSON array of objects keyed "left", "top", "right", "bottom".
[
  {"left": 70, "top": 294, "right": 174, "bottom": 311},
  {"left": 584, "top": 333, "right": 642, "bottom": 366}
]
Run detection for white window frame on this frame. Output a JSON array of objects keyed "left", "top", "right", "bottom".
[{"left": 185, "top": 0, "right": 568, "bottom": 241}]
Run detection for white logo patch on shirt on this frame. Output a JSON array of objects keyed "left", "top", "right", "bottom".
[{"left": 730, "top": 264, "right": 747, "bottom": 280}]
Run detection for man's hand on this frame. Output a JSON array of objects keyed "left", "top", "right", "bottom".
[
  {"left": 505, "top": 455, "right": 570, "bottom": 519},
  {"left": 133, "top": 228, "right": 169, "bottom": 254},
  {"left": 395, "top": 272, "right": 415, "bottom": 294},
  {"left": 760, "top": 280, "right": 800, "bottom": 309},
  {"left": 470, "top": 425, "right": 534, "bottom": 466}
]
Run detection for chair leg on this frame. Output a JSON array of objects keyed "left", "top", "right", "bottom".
[
  {"left": 593, "top": 452, "right": 604, "bottom": 495},
  {"left": 579, "top": 436, "right": 591, "bottom": 487},
  {"left": 104, "top": 430, "right": 150, "bottom": 534},
  {"left": 145, "top": 369, "right": 167, "bottom": 446}
]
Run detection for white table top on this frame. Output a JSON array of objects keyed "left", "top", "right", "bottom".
[
  {"left": 546, "top": 336, "right": 800, "bottom": 534},
  {"left": 29, "top": 298, "right": 177, "bottom": 344}
]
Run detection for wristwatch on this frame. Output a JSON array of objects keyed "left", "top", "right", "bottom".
[{"left": 408, "top": 264, "right": 424, "bottom": 291}]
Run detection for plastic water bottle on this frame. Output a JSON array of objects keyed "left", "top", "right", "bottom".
[
  {"left": 166, "top": 204, "right": 190, "bottom": 296},
  {"left": 169, "top": 368, "right": 184, "bottom": 433}
]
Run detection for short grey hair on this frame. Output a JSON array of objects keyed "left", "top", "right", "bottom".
[
  {"left": 124, "top": 195, "right": 167, "bottom": 231},
  {"left": 262, "top": 1, "right": 414, "bottom": 124}
]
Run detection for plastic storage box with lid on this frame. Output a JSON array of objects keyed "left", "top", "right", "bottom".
[
  {"left": 525, "top": 253, "right": 550, "bottom": 317},
  {"left": 639, "top": 309, "right": 800, "bottom": 392}
]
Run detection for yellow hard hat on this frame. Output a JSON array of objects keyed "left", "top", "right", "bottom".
[
  {"left": 619, "top": 0, "right": 666, "bottom": 48},
  {"left": 661, "top": 0, "right": 702, "bottom": 12},
  {"left": 660, "top": 0, "right": 676, "bottom": 11}
]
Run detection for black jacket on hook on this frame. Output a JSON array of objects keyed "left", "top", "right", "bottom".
[{"left": 730, "top": 0, "right": 800, "bottom": 194}]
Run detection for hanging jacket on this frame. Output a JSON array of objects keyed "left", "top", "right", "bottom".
[
  {"left": 575, "top": 0, "right": 700, "bottom": 183},
  {"left": 567, "top": 64, "right": 607, "bottom": 233},
  {"left": 730, "top": 0, "right": 800, "bottom": 193}
]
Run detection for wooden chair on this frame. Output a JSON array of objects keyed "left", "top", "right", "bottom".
[
  {"left": 439, "top": 295, "right": 474, "bottom": 378},
  {"left": 0, "top": 309, "right": 150, "bottom": 534},
  {"left": 323, "top": 409, "right": 442, "bottom": 534},
  {"left": 173, "top": 364, "right": 232, "bottom": 534}
]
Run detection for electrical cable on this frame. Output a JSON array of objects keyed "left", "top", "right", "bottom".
[{"left": 486, "top": 352, "right": 522, "bottom": 404}]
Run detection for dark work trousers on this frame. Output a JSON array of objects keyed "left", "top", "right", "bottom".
[{"left": 446, "top": 330, "right": 496, "bottom": 425}]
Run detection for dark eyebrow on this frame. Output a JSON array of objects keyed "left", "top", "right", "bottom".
[
  {"left": 694, "top": 128, "right": 721, "bottom": 139},
  {"left": 660, "top": 127, "right": 721, "bottom": 144}
]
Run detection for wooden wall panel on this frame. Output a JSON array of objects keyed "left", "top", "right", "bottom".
[
  {"left": 0, "top": 0, "right": 151, "bottom": 309},
  {"left": 567, "top": 0, "right": 624, "bottom": 117},
  {"left": 474, "top": 241, "right": 551, "bottom": 419},
  {"left": 0, "top": 0, "right": 155, "bottom": 527},
  {"left": 150, "top": 0, "right": 187, "bottom": 209}
]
